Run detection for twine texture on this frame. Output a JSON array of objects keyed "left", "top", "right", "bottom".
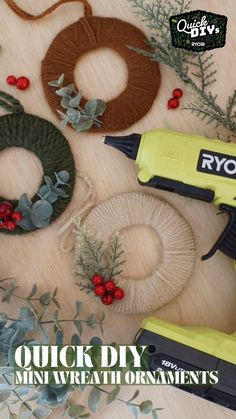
[{"left": 74, "top": 193, "right": 196, "bottom": 314}]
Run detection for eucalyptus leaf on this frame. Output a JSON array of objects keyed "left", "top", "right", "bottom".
[
  {"left": 85, "top": 99, "right": 106, "bottom": 117},
  {"left": 88, "top": 386, "right": 101, "bottom": 413},
  {"left": 19, "top": 402, "right": 32, "bottom": 419},
  {"left": 27, "top": 284, "right": 38, "bottom": 299},
  {"left": 128, "top": 404, "right": 138, "bottom": 419},
  {"left": 68, "top": 404, "right": 85, "bottom": 417},
  {"left": 38, "top": 185, "right": 50, "bottom": 198},
  {"left": 55, "top": 329, "right": 64, "bottom": 345},
  {"left": 56, "top": 84, "right": 74, "bottom": 97},
  {"left": 44, "top": 192, "right": 58, "bottom": 204},
  {"left": 31, "top": 217, "right": 51, "bottom": 229},
  {"left": 74, "top": 301, "right": 83, "bottom": 319},
  {"left": 84, "top": 100, "right": 98, "bottom": 117},
  {"left": 89, "top": 337, "right": 103, "bottom": 346},
  {"left": 17, "top": 194, "right": 32, "bottom": 212},
  {"left": 152, "top": 410, "right": 158, "bottom": 419},
  {"left": 0, "top": 390, "right": 11, "bottom": 402},
  {"left": 107, "top": 385, "right": 120, "bottom": 405},
  {"left": 128, "top": 390, "right": 139, "bottom": 403},
  {"left": 40, "top": 292, "right": 51, "bottom": 306},
  {"left": 74, "top": 320, "right": 83, "bottom": 336},
  {"left": 61, "top": 96, "right": 71, "bottom": 109},
  {"left": 17, "top": 215, "right": 35, "bottom": 231},
  {"left": 58, "top": 73, "right": 65, "bottom": 86},
  {"left": 69, "top": 91, "right": 83, "bottom": 108},
  {"left": 61, "top": 119, "right": 68, "bottom": 129},
  {"left": 55, "top": 170, "right": 70, "bottom": 185},
  {"left": 87, "top": 314, "right": 96, "bottom": 329},
  {"left": 44, "top": 176, "right": 53, "bottom": 188},
  {"left": 15, "top": 387, "right": 31, "bottom": 397},
  {"left": 71, "top": 334, "right": 81, "bottom": 345},
  {"left": 33, "top": 407, "right": 52, "bottom": 418},
  {"left": 51, "top": 187, "right": 68, "bottom": 198},
  {"left": 66, "top": 108, "right": 78, "bottom": 116},
  {"left": 18, "top": 307, "right": 37, "bottom": 331},
  {"left": 74, "top": 117, "right": 94, "bottom": 132},
  {"left": 48, "top": 80, "right": 60, "bottom": 87},
  {"left": 139, "top": 400, "right": 153, "bottom": 415},
  {"left": 31, "top": 201, "right": 53, "bottom": 220}
]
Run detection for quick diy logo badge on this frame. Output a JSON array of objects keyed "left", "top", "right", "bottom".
[
  {"left": 170, "top": 10, "right": 227, "bottom": 52},
  {"left": 197, "top": 150, "right": 236, "bottom": 179}
]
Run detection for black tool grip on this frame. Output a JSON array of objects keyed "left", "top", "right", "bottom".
[{"left": 202, "top": 205, "right": 236, "bottom": 260}]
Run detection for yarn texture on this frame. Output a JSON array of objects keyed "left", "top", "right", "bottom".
[
  {"left": 0, "top": 92, "right": 75, "bottom": 235},
  {"left": 75, "top": 193, "right": 196, "bottom": 314},
  {"left": 5, "top": 0, "right": 161, "bottom": 132}
]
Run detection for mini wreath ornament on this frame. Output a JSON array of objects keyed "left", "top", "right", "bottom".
[
  {"left": 0, "top": 91, "right": 75, "bottom": 234},
  {"left": 74, "top": 193, "right": 196, "bottom": 314},
  {"left": 6, "top": 0, "right": 161, "bottom": 133}
]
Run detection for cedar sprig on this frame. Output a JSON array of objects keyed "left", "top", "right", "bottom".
[
  {"left": 75, "top": 224, "right": 125, "bottom": 291},
  {"left": 127, "top": 0, "right": 236, "bottom": 138}
]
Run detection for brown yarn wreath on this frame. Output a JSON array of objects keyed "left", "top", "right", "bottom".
[{"left": 6, "top": 0, "right": 161, "bottom": 132}]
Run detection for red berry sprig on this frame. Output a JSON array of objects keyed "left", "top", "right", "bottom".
[
  {"left": 92, "top": 274, "right": 125, "bottom": 306},
  {"left": 6, "top": 75, "right": 30, "bottom": 90},
  {"left": 0, "top": 201, "right": 22, "bottom": 232},
  {"left": 167, "top": 88, "right": 183, "bottom": 110}
]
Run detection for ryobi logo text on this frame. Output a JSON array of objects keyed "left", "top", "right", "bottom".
[{"left": 197, "top": 149, "right": 236, "bottom": 179}]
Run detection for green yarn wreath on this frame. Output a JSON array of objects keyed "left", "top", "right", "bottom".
[{"left": 0, "top": 92, "right": 75, "bottom": 235}]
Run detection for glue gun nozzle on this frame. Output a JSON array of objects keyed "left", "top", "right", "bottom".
[{"left": 101, "top": 133, "right": 142, "bottom": 160}]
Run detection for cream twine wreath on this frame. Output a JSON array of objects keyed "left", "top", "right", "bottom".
[{"left": 73, "top": 192, "right": 196, "bottom": 314}]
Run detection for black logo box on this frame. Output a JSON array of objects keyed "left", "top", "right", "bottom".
[{"left": 170, "top": 10, "right": 227, "bottom": 52}]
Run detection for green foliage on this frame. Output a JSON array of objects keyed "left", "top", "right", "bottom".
[
  {"left": 0, "top": 279, "right": 160, "bottom": 418},
  {"left": 128, "top": 0, "right": 236, "bottom": 138},
  {"left": 48, "top": 74, "right": 106, "bottom": 132},
  {"left": 75, "top": 224, "right": 125, "bottom": 292},
  {"left": 16, "top": 171, "right": 70, "bottom": 231}
]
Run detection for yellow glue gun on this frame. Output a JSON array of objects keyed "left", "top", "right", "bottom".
[{"left": 103, "top": 129, "right": 236, "bottom": 261}]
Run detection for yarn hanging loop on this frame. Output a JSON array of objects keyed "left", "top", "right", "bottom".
[{"left": 5, "top": 0, "right": 93, "bottom": 20}]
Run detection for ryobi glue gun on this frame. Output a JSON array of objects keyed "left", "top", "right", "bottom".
[{"left": 103, "top": 129, "right": 236, "bottom": 261}]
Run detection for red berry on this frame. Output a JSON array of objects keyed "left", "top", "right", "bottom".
[
  {"left": 12, "top": 212, "right": 23, "bottom": 222},
  {"left": 0, "top": 220, "right": 6, "bottom": 230},
  {"left": 6, "top": 75, "right": 16, "bottom": 85},
  {"left": 168, "top": 97, "right": 180, "bottom": 109},
  {"left": 5, "top": 220, "right": 17, "bottom": 231},
  {"left": 0, "top": 202, "right": 14, "bottom": 218},
  {"left": 92, "top": 275, "right": 103, "bottom": 286},
  {"left": 105, "top": 280, "right": 116, "bottom": 292},
  {"left": 173, "top": 88, "right": 183, "bottom": 99},
  {"left": 102, "top": 294, "right": 113, "bottom": 305},
  {"left": 113, "top": 287, "right": 125, "bottom": 300},
  {"left": 94, "top": 285, "right": 106, "bottom": 297},
  {"left": 16, "top": 77, "right": 30, "bottom": 90}
]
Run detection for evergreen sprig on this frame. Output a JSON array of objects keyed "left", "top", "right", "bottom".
[
  {"left": 75, "top": 224, "right": 125, "bottom": 292},
  {"left": 127, "top": 0, "right": 236, "bottom": 138}
]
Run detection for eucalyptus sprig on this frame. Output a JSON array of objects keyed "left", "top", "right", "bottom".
[
  {"left": 127, "top": 0, "right": 236, "bottom": 139},
  {"left": 0, "top": 280, "right": 161, "bottom": 419},
  {"left": 16, "top": 171, "right": 70, "bottom": 231},
  {"left": 48, "top": 74, "right": 106, "bottom": 132}
]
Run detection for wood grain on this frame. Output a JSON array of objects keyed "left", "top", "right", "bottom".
[{"left": 0, "top": 0, "right": 236, "bottom": 418}]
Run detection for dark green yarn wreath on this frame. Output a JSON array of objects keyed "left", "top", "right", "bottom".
[{"left": 0, "top": 91, "right": 75, "bottom": 235}]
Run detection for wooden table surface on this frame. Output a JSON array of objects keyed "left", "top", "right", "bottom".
[{"left": 0, "top": 0, "right": 236, "bottom": 418}]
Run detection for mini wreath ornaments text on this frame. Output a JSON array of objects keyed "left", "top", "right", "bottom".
[
  {"left": 74, "top": 193, "right": 196, "bottom": 314},
  {"left": 5, "top": 0, "right": 161, "bottom": 133},
  {"left": 0, "top": 92, "right": 75, "bottom": 234}
]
